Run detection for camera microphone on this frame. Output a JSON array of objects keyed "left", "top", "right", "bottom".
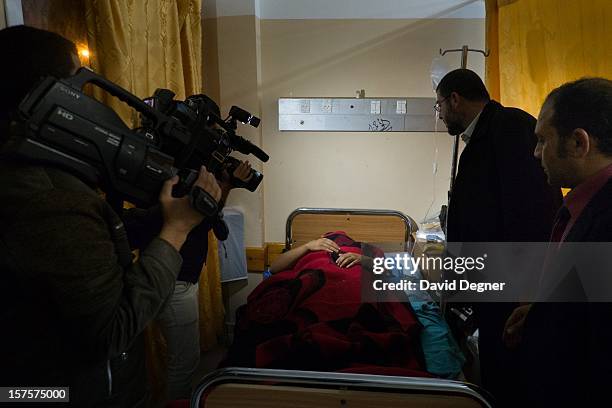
[
  {"left": 232, "top": 136, "right": 269, "bottom": 162},
  {"left": 229, "top": 106, "right": 260, "bottom": 128}
]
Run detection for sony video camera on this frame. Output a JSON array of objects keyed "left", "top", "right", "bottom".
[
  {"left": 142, "top": 89, "right": 267, "bottom": 192},
  {"left": 7, "top": 67, "right": 269, "bottom": 221}
]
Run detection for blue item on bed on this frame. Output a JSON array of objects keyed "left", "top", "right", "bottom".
[{"left": 384, "top": 252, "right": 465, "bottom": 379}]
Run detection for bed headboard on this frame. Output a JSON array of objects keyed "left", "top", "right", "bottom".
[{"left": 285, "top": 208, "right": 418, "bottom": 252}]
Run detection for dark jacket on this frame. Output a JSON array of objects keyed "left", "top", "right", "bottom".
[
  {"left": 522, "top": 178, "right": 612, "bottom": 407},
  {"left": 0, "top": 160, "right": 182, "bottom": 406},
  {"left": 123, "top": 205, "right": 211, "bottom": 283},
  {"left": 447, "top": 100, "right": 561, "bottom": 243},
  {"left": 445, "top": 100, "right": 561, "bottom": 406}
]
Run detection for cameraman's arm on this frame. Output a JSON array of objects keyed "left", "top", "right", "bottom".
[
  {"left": 177, "top": 161, "right": 253, "bottom": 261},
  {"left": 4, "top": 168, "right": 220, "bottom": 361},
  {"left": 122, "top": 166, "right": 230, "bottom": 250}
]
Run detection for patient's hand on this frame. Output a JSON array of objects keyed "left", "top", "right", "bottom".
[
  {"left": 271, "top": 237, "right": 339, "bottom": 275},
  {"left": 503, "top": 304, "right": 532, "bottom": 349},
  {"left": 336, "top": 252, "right": 362, "bottom": 268},
  {"left": 306, "top": 238, "right": 340, "bottom": 253}
]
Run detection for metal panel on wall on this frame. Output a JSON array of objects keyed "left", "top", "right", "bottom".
[{"left": 278, "top": 97, "right": 446, "bottom": 132}]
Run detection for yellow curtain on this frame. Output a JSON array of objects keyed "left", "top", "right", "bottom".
[
  {"left": 84, "top": 0, "right": 203, "bottom": 125},
  {"left": 83, "top": 0, "right": 224, "bottom": 399},
  {"left": 485, "top": 0, "right": 612, "bottom": 117},
  {"left": 199, "top": 231, "right": 224, "bottom": 349},
  {"left": 484, "top": 0, "right": 500, "bottom": 101},
  {"left": 485, "top": 0, "right": 612, "bottom": 197}
]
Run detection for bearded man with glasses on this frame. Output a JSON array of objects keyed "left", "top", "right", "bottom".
[{"left": 435, "top": 69, "right": 562, "bottom": 408}]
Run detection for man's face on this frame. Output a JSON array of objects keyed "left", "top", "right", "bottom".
[
  {"left": 534, "top": 103, "right": 573, "bottom": 187},
  {"left": 436, "top": 91, "right": 465, "bottom": 136}
]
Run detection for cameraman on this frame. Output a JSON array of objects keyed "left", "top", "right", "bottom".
[
  {"left": 124, "top": 160, "right": 253, "bottom": 400},
  {"left": 0, "top": 25, "right": 221, "bottom": 407}
]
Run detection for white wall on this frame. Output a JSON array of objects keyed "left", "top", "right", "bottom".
[{"left": 260, "top": 18, "right": 485, "bottom": 241}]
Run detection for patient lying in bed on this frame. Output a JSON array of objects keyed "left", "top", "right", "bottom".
[
  {"left": 269, "top": 233, "right": 364, "bottom": 273},
  {"left": 222, "top": 231, "right": 431, "bottom": 377}
]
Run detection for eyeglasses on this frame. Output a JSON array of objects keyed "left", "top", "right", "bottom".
[{"left": 434, "top": 96, "right": 449, "bottom": 112}]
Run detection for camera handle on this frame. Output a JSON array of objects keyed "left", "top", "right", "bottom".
[
  {"left": 64, "top": 68, "right": 176, "bottom": 133},
  {"left": 171, "top": 169, "right": 228, "bottom": 239},
  {"left": 212, "top": 213, "right": 229, "bottom": 241},
  {"left": 172, "top": 169, "right": 219, "bottom": 217},
  {"left": 190, "top": 187, "right": 219, "bottom": 217}
]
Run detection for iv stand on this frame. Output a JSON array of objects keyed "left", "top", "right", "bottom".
[{"left": 439, "top": 45, "right": 489, "bottom": 235}]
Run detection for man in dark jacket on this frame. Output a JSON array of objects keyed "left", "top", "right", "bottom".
[
  {"left": 0, "top": 26, "right": 221, "bottom": 406},
  {"left": 513, "top": 78, "right": 612, "bottom": 406},
  {"left": 435, "top": 69, "right": 561, "bottom": 406}
]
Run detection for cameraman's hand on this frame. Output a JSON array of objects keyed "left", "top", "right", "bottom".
[
  {"left": 219, "top": 160, "right": 253, "bottom": 196},
  {"left": 159, "top": 167, "right": 221, "bottom": 251},
  {"left": 220, "top": 160, "right": 253, "bottom": 192},
  {"left": 233, "top": 160, "right": 253, "bottom": 182}
]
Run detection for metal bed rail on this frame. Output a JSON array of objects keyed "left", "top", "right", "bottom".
[{"left": 191, "top": 367, "right": 493, "bottom": 408}]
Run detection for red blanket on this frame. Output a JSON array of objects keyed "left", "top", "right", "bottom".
[{"left": 223, "top": 232, "right": 429, "bottom": 377}]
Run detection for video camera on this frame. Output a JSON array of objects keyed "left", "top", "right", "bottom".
[
  {"left": 142, "top": 88, "right": 267, "bottom": 192},
  {"left": 7, "top": 67, "right": 268, "bottom": 222}
]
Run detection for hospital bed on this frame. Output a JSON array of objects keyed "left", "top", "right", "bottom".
[
  {"left": 283, "top": 208, "right": 465, "bottom": 378},
  {"left": 195, "top": 208, "right": 491, "bottom": 407}
]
